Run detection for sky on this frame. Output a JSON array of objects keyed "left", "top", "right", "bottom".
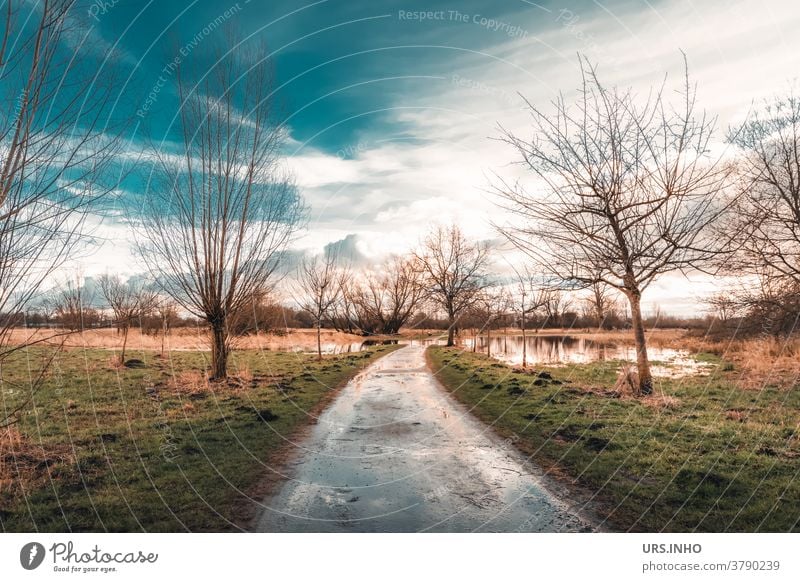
[{"left": 55, "top": 0, "right": 800, "bottom": 314}]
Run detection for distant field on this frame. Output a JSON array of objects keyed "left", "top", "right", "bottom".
[
  {"left": 3, "top": 327, "right": 370, "bottom": 352},
  {"left": 427, "top": 346, "right": 800, "bottom": 532},
  {"left": 2, "top": 326, "right": 690, "bottom": 354},
  {"left": 0, "top": 343, "right": 399, "bottom": 532}
]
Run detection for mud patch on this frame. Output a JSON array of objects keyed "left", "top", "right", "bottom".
[{"left": 256, "top": 409, "right": 279, "bottom": 422}]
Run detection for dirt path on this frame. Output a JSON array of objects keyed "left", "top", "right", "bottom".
[{"left": 255, "top": 344, "right": 593, "bottom": 532}]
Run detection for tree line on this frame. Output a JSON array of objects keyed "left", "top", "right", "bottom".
[{"left": 3, "top": 4, "right": 800, "bottom": 405}]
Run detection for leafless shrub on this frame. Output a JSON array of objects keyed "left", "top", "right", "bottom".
[{"left": 614, "top": 365, "right": 641, "bottom": 396}]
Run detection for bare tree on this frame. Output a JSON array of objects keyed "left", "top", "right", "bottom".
[
  {"left": 582, "top": 281, "right": 616, "bottom": 330},
  {"left": 53, "top": 274, "right": 90, "bottom": 331},
  {"left": 542, "top": 288, "right": 573, "bottom": 329},
  {"left": 346, "top": 257, "right": 425, "bottom": 335},
  {"left": 496, "top": 58, "right": 729, "bottom": 394},
  {"left": 98, "top": 274, "right": 158, "bottom": 364},
  {"left": 136, "top": 40, "right": 304, "bottom": 379},
  {"left": 415, "top": 225, "right": 489, "bottom": 346},
  {"left": 723, "top": 93, "right": 800, "bottom": 285},
  {"left": 39, "top": 298, "right": 56, "bottom": 327},
  {"left": 0, "top": 1, "right": 124, "bottom": 425},
  {"left": 329, "top": 266, "right": 361, "bottom": 335},
  {"left": 509, "top": 265, "right": 549, "bottom": 367},
  {"left": 155, "top": 296, "right": 179, "bottom": 355},
  {"left": 374, "top": 256, "right": 426, "bottom": 334},
  {"left": 705, "top": 291, "right": 739, "bottom": 325},
  {"left": 296, "top": 254, "right": 342, "bottom": 360},
  {"left": 476, "top": 286, "right": 511, "bottom": 357},
  {"left": 346, "top": 280, "right": 383, "bottom": 335}
]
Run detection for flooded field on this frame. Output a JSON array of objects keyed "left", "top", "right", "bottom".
[
  {"left": 284, "top": 341, "right": 365, "bottom": 354},
  {"left": 283, "top": 339, "right": 402, "bottom": 354},
  {"left": 279, "top": 336, "right": 446, "bottom": 355},
  {"left": 462, "top": 334, "right": 713, "bottom": 377}
]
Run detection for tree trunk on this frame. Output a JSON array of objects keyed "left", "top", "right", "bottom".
[
  {"left": 316, "top": 324, "right": 322, "bottom": 361},
  {"left": 486, "top": 326, "right": 491, "bottom": 357},
  {"left": 521, "top": 310, "right": 527, "bottom": 368},
  {"left": 594, "top": 286, "right": 605, "bottom": 331},
  {"left": 120, "top": 324, "right": 130, "bottom": 364},
  {"left": 446, "top": 316, "right": 455, "bottom": 347},
  {"left": 627, "top": 292, "right": 652, "bottom": 395},
  {"left": 210, "top": 322, "right": 228, "bottom": 380}
]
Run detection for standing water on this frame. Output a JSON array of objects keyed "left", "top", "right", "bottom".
[{"left": 462, "top": 334, "right": 713, "bottom": 377}]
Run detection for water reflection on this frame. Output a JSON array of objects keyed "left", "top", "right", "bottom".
[
  {"left": 462, "top": 334, "right": 712, "bottom": 377},
  {"left": 406, "top": 336, "right": 448, "bottom": 347},
  {"left": 288, "top": 339, "right": 400, "bottom": 355},
  {"left": 362, "top": 339, "right": 400, "bottom": 347},
  {"left": 287, "top": 342, "right": 365, "bottom": 355}
]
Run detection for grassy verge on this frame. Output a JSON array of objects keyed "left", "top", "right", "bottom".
[
  {"left": 427, "top": 346, "right": 800, "bottom": 532},
  {"left": 1, "top": 343, "right": 399, "bottom": 532}
]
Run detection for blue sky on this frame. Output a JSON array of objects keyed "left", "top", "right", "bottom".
[{"left": 65, "top": 0, "right": 800, "bottom": 313}]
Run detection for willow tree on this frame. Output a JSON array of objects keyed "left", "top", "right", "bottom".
[
  {"left": 496, "top": 58, "right": 728, "bottom": 394},
  {"left": 138, "top": 42, "right": 303, "bottom": 380}
]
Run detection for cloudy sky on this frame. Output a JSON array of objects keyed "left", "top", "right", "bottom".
[{"left": 69, "top": 0, "right": 800, "bottom": 314}]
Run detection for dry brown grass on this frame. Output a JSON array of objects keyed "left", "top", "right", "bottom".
[
  {"left": 609, "top": 365, "right": 682, "bottom": 407},
  {"left": 168, "top": 370, "right": 209, "bottom": 394},
  {"left": 614, "top": 365, "right": 641, "bottom": 395},
  {"left": 531, "top": 327, "right": 800, "bottom": 390},
  {"left": 8, "top": 326, "right": 800, "bottom": 391},
  {"left": 641, "top": 394, "right": 682, "bottom": 410},
  {"left": 159, "top": 367, "right": 257, "bottom": 399},
  {"left": 682, "top": 335, "right": 800, "bottom": 389},
  {"left": 0, "top": 426, "right": 23, "bottom": 494},
  {"left": 3, "top": 327, "right": 367, "bottom": 352},
  {"left": 0, "top": 426, "right": 74, "bottom": 500},
  {"left": 725, "top": 409, "right": 748, "bottom": 422}
]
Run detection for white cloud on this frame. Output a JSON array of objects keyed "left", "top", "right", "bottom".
[
  {"left": 62, "top": 0, "right": 799, "bottom": 316},
  {"left": 277, "top": 0, "right": 800, "bottom": 315}
]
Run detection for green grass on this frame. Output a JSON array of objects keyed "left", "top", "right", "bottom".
[
  {"left": 1, "top": 343, "right": 399, "bottom": 532},
  {"left": 427, "top": 346, "right": 800, "bottom": 532},
  {"left": 691, "top": 352, "right": 724, "bottom": 363}
]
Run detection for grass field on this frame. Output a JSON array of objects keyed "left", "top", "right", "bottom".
[
  {"left": 1, "top": 342, "right": 399, "bottom": 532},
  {"left": 427, "top": 346, "right": 800, "bottom": 532}
]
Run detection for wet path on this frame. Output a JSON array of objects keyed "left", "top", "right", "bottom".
[{"left": 255, "top": 345, "right": 592, "bottom": 532}]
